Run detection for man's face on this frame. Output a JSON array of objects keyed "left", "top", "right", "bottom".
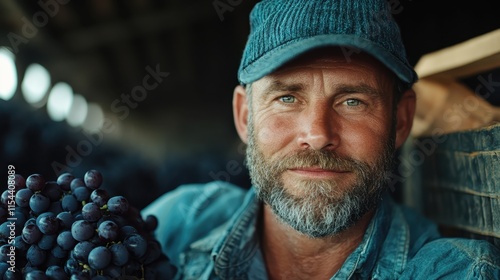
[{"left": 245, "top": 50, "right": 398, "bottom": 238}]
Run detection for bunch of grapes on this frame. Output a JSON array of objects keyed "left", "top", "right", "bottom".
[{"left": 0, "top": 169, "right": 177, "bottom": 279}]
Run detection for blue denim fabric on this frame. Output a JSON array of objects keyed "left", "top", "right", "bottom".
[{"left": 142, "top": 181, "right": 500, "bottom": 279}]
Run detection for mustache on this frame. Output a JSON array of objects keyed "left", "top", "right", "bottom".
[{"left": 271, "top": 149, "right": 367, "bottom": 173}]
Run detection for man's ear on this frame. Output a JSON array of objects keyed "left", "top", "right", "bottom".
[
  {"left": 233, "top": 85, "right": 249, "bottom": 144},
  {"left": 395, "top": 89, "right": 416, "bottom": 149}
]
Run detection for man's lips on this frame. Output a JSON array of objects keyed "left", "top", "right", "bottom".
[{"left": 287, "top": 167, "right": 350, "bottom": 178}]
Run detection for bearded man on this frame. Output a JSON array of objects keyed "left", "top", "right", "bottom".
[{"left": 142, "top": 0, "right": 500, "bottom": 279}]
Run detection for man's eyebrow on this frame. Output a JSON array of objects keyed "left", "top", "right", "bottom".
[
  {"left": 261, "top": 81, "right": 383, "bottom": 97},
  {"left": 263, "top": 81, "right": 305, "bottom": 95},
  {"left": 335, "top": 83, "right": 381, "bottom": 96}
]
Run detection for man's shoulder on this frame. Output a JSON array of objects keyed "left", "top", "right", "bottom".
[
  {"left": 142, "top": 180, "right": 247, "bottom": 224},
  {"left": 141, "top": 181, "right": 248, "bottom": 267},
  {"left": 404, "top": 236, "right": 500, "bottom": 279},
  {"left": 383, "top": 201, "right": 500, "bottom": 278}
]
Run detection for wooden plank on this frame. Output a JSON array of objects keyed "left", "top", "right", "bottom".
[
  {"left": 407, "top": 28, "right": 500, "bottom": 250},
  {"left": 415, "top": 29, "right": 500, "bottom": 80},
  {"left": 411, "top": 79, "right": 500, "bottom": 138},
  {"left": 414, "top": 124, "right": 500, "bottom": 239}
]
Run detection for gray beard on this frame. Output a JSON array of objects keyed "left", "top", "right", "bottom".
[{"left": 245, "top": 119, "right": 395, "bottom": 238}]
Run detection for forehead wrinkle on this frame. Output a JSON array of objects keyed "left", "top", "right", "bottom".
[
  {"left": 311, "top": 69, "right": 327, "bottom": 97},
  {"left": 334, "top": 83, "right": 382, "bottom": 97}
]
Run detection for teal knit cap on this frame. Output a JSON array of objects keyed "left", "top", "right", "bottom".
[{"left": 238, "top": 0, "right": 418, "bottom": 86}]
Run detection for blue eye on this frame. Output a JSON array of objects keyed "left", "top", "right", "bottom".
[
  {"left": 280, "top": 96, "right": 295, "bottom": 103},
  {"left": 345, "top": 99, "right": 361, "bottom": 106}
]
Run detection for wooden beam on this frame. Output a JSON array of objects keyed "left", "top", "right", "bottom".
[{"left": 415, "top": 29, "right": 500, "bottom": 80}]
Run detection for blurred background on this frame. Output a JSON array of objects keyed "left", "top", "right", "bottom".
[{"left": 1, "top": 0, "right": 499, "bottom": 209}]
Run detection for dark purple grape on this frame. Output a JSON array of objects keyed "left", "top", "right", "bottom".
[
  {"left": 13, "top": 235, "right": 28, "bottom": 251},
  {"left": 144, "top": 267, "right": 156, "bottom": 279},
  {"left": 51, "top": 244, "right": 68, "bottom": 259},
  {"left": 124, "top": 233, "right": 147, "bottom": 259},
  {"left": 44, "top": 251, "right": 66, "bottom": 268},
  {"left": 37, "top": 234, "right": 57, "bottom": 250},
  {"left": 124, "top": 207, "right": 145, "bottom": 230},
  {"left": 0, "top": 244, "right": 12, "bottom": 262},
  {"left": 35, "top": 211, "right": 55, "bottom": 221},
  {"left": 123, "top": 260, "right": 142, "bottom": 277},
  {"left": 97, "top": 220, "right": 118, "bottom": 242},
  {"left": 64, "top": 257, "right": 82, "bottom": 275},
  {"left": 13, "top": 174, "right": 26, "bottom": 191},
  {"left": 1, "top": 190, "right": 10, "bottom": 206},
  {"left": 102, "top": 214, "right": 126, "bottom": 229},
  {"left": 72, "top": 241, "right": 96, "bottom": 262},
  {"left": 145, "top": 215, "right": 158, "bottom": 231},
  {"left": 3, "top": 267, "right": 22, "bottom": 280},
  {"left": 42, "top": 181, "right": 63, "bottom": 202},
  {"left": 15, "top": 188, "right": 33, "bottom": 207},
  {"left": 119, "top": 225, "right": 138, "bottom": 239},
  {"left": 57, "top": 211, "right": 75, "bottom": 230},
  {"left": 88, "top": 233, "right": 104, "bottom": 246},
  {"left": 70, "top": 178, "right": 85, "bottom": 192},
  {"left": 49, "top": 201, "right": 64, "bottom": 213},
  {"left": 90, "top": 189, "right": 109, "bottom": 207},
  {"left": 26, "top": 174, "right": 45, "bottom": 192},
  {"left": 26, "top": 244, "right": 47, "bottom": 267},
  {"left": 57, "top": 173, "right": 75, "bottom": 191},
  {"left": 24, "top": 217, "right": 37, "bottom": 227},
  {"left": 147, "top": 256, "right": 178, "bottom": 280},
  {"left": 0, "top": 262, "right": 9, "bottom": 276},
  {"left": 84, "top": 170, "right": 103, "bottom": 190},
  {"left": 25, "top": 269, "right": 48, "bottom": 280},
  {"left": 95, "top": 216, "right": 109, "bottom": 229},
  {"left": 12, "top": 210, "right": 27, "bottom": 235},
  {"left": 81, "top": 202, "right": 101, "bottom": 222},
  {"left": 103, "top": 265, "right": 121, "bottom": 278},
  {"left": 141, "top": 240, "right": 162, "bottom": 265},
  {"left": 23, "top": 266, "right": 39, "bottom": 275},
  {"left": 37, "top": 214, "right": 59, "bottom": 234},
  {"left": 57, "top": 230, "right": 77, "bottom": 251},
  {"left": 62, "top": 195, "right": 79, "bottom": 213},
  {"left": 71, "top": 220, "right": 95, "bottom": 242},
  {"left": 73, "top": 186, "right": 91, "bottom": 202},
  {"left": 0, "top": 222, "right": 10, "bottom": 239},
  {"left": 109, "top": 243, "right": 128, "bottom": 266},
  {"left": 46, "top": 265, "right": 69, "bottom": 280},
  {"left": 74, "top": 213, "right": 84, "bottom": 221},
  {"left": 107, "top": 196, "right": 129, "bottom": 215},
  {"left": 22, "top": 224, "right": 42, "bottom": 244},
  {"left": 29, "top": 193, "right": 50, "bottom": 214},
  {"left": 16, "top": 205, "right": 29, "bottom": 217},
  {"left": 88, "top": 246, "right": 111, "bottom": 270}
]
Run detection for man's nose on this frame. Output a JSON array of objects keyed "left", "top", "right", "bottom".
[{"left": 296, "top": 104, "right": 340, "bottom": 151}]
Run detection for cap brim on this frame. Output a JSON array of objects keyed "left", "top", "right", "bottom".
[{"left": 238, "top": 34, "right": 417, "bottom": 85}]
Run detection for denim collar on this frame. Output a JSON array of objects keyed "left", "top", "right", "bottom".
[
  {"left": 211, "top": 187, "right": 261, "bottom": 279},
  {"left": 332, "top": 192, "right": 409, "bottom": 279},
  {"left": 210, "top": 188, "right": 410, "bottom": 279}
]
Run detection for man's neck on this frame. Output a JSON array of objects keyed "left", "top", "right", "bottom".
[{"left": 260, "top": 205, "right": 374, "bottom": 280}]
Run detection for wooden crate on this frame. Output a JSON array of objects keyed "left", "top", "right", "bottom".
[{"left": 403, "top": 29, "right": 500, "bottom": 248}]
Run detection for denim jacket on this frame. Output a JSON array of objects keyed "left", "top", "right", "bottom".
[{"left": 142, "top": 181, "right": 500, "bottom": 279}]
